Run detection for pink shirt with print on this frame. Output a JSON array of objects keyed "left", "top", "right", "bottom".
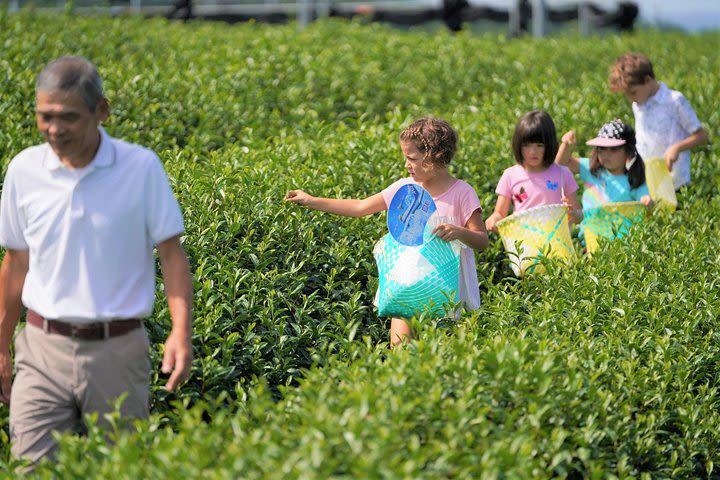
[
  {"left": 496, "top": 163, "right": 578, "bottom": 214},
  {"left": 382, "top": 177, "right": 483, "bottom": 310}
]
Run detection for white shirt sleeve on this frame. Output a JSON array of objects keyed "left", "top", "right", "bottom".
[
  {"left": 0, "top": 160, "right": 29, "bottom": 250},
  {"left": 144, "top": 154, "right": 185, "bottom": 244},
  {"left": 673, "top": 93, "right": 702, "bottom": 135}
]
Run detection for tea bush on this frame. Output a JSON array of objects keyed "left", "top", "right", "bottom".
[{"left": 0, "top": 9, "right": 719, "bottom": 478}]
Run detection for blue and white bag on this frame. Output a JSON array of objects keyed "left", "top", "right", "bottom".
[{"left": 373, "top": 232, "right": 461, "bottom": 319}]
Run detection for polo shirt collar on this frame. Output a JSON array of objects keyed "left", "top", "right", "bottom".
[
  {"left": 44, "top": 127, "right": 115, "bottom": 171},
  {"left": 646, "top": 82, "right": 669, "bottom": 106}
]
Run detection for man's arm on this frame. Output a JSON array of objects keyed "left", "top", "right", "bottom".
[
  {"left": 156, "top": 235, "right": 193, "bottom": 392},
  {"left": 0, "top": 249, "right": 29, "bottom": 404}
]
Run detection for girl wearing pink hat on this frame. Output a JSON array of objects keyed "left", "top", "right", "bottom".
[{"left": 556, "top": 119, "right": 652, "bottom": 211}]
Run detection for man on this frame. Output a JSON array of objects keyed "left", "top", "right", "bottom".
[{"left": 0, "top": 56, "right": 193, "bottom": 465}]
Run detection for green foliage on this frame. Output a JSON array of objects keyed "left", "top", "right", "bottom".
[{"left": 0, "top": 13, "right": 719, "bottom": 478}]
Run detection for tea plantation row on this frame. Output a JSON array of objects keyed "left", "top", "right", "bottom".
[{"left": 1, "top": 10, "right": 719, "bottom": 477}]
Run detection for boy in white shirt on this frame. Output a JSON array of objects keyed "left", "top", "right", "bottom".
[{"left": 609, "top": 52, "right": 708, "bottom": 190}]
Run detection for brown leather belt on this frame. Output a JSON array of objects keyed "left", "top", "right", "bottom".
[{"left": 26, "top": 310, "right": 143, "bottom": 340}]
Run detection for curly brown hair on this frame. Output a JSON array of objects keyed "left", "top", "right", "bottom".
[
  {"left": 399, "top": 117, "right": 458, "bottom": 168},
  {"left": 608, "top": 52, "right": 655, "bottom": 93}
]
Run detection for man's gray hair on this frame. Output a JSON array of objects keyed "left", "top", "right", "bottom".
[{"left": 36, "top": 56, "right": 104, "bottom": 111}]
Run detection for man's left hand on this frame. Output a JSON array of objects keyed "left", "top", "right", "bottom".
[{"left": 162, "top": 331, "right": 192, "bottom": 391}]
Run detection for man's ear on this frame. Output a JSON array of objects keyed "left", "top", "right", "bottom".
[{"left": 96, "top": 97, "right": 110, "bottom": 123}]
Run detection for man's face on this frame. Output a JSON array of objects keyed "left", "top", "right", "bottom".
[{"left": 35, "top": 90, "right": 108, "bottom": 165}]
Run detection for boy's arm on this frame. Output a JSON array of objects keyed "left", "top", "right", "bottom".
[
  {"left": 665, "top": 127, "right": 709, "bottom": 171},
  {"left": 285, "top": 190, "right": 387, "bottom": 217},
  {"left": 556, "top": 131, "right": 581, "bottom": 174}
]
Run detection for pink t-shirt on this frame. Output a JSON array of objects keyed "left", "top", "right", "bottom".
[
  {"left": 381, "top": 177, "right": 482, "bottom": 310},
  {"left": 495, "top": 163, "right": 578, "bottom": 213}
]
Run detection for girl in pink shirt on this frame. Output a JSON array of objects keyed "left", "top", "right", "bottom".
[
  {"left": 485, "top": 110, "right": 583, "bottom": 233},
  {"left": 285, "top": 117, "right": 489, "bottom": 346}
]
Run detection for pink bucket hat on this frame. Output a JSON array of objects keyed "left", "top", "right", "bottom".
[{"left": 586, "top": 120, "right": 635, "bottom": 147}]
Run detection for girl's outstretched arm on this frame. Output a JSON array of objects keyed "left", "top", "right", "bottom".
[
  {"left": 432, "top": 209, "right": 489, "bottom": 251},
  {"left": 556, "top": 130, "right": 580, "bottom": 175},
  {"left": 284, "top": 190, "right": 387, "bottom": 218},
  {"left": 484, "top": 195, "right": 511, "bottom": 234}
]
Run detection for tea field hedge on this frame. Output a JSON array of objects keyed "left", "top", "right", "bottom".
[{"left": 1, "top": 9, "right": 720, "bottom": 478}]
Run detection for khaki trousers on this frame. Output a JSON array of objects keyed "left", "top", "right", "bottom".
[{"left": 9, "top": 323, "right": 151, "bottom": 464}]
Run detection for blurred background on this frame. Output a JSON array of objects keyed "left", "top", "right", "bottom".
[{"left": 5, "top": 0, "right": 720, "bottom": 32}]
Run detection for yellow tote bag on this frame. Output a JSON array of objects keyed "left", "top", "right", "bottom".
[
  {"left": 497, "top": 204, "right": 575, "bottom": 277},
  {"left": 582, "top": 201, "right": 646, "bottom": 254},
  {"left": 644, "top": 157, "right": 677, "bottom": 212}
]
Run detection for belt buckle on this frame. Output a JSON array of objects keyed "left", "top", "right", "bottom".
[{"left": 70, "top": 322, "right": 106, "bottom": 340}]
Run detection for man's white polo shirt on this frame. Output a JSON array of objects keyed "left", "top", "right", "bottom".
[
  {"left": 0, "top": 128, "right": 184, "bottom": 323},
  {"left": 633, "top": 82, "right": 703, "bottom": 189}
]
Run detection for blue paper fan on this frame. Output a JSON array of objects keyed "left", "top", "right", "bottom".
[{"left": 387, "top": 184, "right": 437, "bottom": 246}]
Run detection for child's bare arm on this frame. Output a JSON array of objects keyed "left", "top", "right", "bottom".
[
  {"left": 556, "top": 131, "right": 580, "bottom": 174},
  {"left": 665, "top": 127, "right": 709, "bottom": 171},
  {"left": 433, "top": 209, "right": 489, "bottom": 251},
  {"left": 484, "top": 195, "right": 512, "bottom": 234},
  {"left": 284, "top": 190, "right": 386, "bottom": 217},
  {"left": 561, "top": 192, "right": 583, "bottom": 225}
]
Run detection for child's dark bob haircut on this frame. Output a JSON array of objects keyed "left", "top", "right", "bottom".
[{"left": 511, "top": 110, "right": 559, "bottom": 168}]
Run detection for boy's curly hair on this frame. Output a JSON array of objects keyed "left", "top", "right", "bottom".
[
  {"left": 609, "top": 52, "right": 655, "bottom": 93},
  {"left": 400, "top": 117, "right": 457, "bottom": 168}
]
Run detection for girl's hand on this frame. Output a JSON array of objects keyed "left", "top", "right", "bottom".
[
  {"left": 555, "top": 131, "right": 580, "bottom": 172},
  {"left": 485, "top": 215, "right": 499, "bottom": 234},
  {"left": 640, "top": 194, "right": 654, "bottom": 208},
  {"left": 284, "top": 190, "right": 313, "bottom": 206},
  {"left": 561, "top": 130, "right": 577, "bottom": 146},
  {"left": 562, "top": 196, "right": 583, "bottom": 224},
  {"left": 432, "top": 223, "right": 463, "bottom": 242}
]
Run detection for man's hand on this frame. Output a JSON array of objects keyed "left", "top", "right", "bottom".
[
  {"left": 0, "top": 350, "right": 12, "bottom": 404},
  {"left": 162, "top": 331, "right": 192, "bottom": 391}
]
